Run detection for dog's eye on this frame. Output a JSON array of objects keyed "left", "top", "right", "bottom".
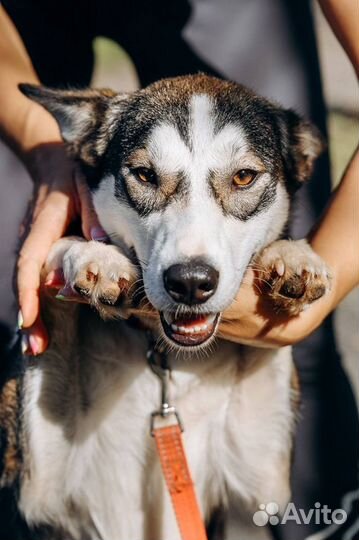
[
  {"left": 132, "top": 167, "right": 157, "bottom": 185},
  {"left": 232, "top": 169, "right": 257, "bottom": 188}
]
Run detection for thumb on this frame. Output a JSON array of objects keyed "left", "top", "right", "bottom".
[{"left": 75, "top": 172, "right": 108, "bottom": 241}]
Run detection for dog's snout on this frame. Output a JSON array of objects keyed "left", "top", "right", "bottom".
[{"left": 163, "top": 261, "right": 219, "bottom": 305}]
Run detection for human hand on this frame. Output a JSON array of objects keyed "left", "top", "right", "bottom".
[
  {"left": 18, "top": 143, "right": 107, "bottom": 355},
  {"left": 219, "top": 264, "right": 335, "bottom": 348}
]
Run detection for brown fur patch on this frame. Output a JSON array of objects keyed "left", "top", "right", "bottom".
[
  {"left": 143, "top": 73, "right": 251, "bottom": 102},
  {"left": 0, "top": 377, "right": 22, "bottom": 487},
  {"left": 290, "top": 121, "right": 325, "bottom": 182}
]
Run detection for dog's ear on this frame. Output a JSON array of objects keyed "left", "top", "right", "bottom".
[
  {"left": 19, "top": 83, "right": 130, "bottom": 166},
  {"left": 276, "top": 109, "right": 325, "bottom": 186}
]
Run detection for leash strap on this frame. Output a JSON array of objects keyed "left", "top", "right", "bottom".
[
  {"left": 148, "top": 340, "right": 208, "bottom": 540},
  {"left": 153, "top": 424, "right": 208, "bottom": 540}
]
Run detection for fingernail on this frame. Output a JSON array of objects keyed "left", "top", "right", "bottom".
[
  {"left": 18, "top": 310, "right": 24, "bottom": 330},
  {"left": 55, "top": 293, "right": 76, "bottom": 302},
  {"left": 21, "top": 334, "right": 29, "bottom": 354},
  {"left": 55, "top": 294, "right": 76, "bottom": 302},
  {"left": 29, "top": 335, "right": 40, "bottom": 356},
  {"left": 90, "top": 226, "right": 108, "bottom": 243},
  {"left": 55, "top": 292, "right": 88, "bottom": 304},
  {"left": 56, "top": 284, "right": 81, "bottom": 301}
]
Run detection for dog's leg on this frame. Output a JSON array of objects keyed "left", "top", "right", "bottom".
[
  {"left": 20, "top": 237, "right": 141, "bottom": 537},
  {"left": 44, "top": 237, "right": 139, "bottom": 319},
  {"left": 255, "top": 239, "right": 331, "bottom": 315}
]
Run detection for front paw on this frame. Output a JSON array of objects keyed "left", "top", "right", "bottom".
[
  {"left": 255, "top": 239, "right": 331, "bottom": 316},
  {"left": 60, "top": 240, "right": 139, "bottom": 318}
]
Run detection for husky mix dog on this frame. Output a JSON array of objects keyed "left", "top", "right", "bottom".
[{"left": 0, "top": 75, "right": 331, "bottom": 540}]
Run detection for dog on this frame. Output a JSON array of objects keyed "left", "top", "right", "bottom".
[{"left": 0, "top": 74, "right": 331, "bottom": 540}]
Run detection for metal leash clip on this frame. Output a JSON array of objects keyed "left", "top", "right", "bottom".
[{"left": 147, "top": 342, "right": 184, "bottom": 436}]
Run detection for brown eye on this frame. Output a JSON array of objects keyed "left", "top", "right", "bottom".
[
  {"left": 232, "top": 169, "right": 257, "bottom": 187},
  {"left": 133, "top": 167, "right": 157, "bottom": 185}
]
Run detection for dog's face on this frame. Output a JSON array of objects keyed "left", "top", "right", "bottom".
[{"left": 21, "top": 75, "right": 323, "bottom": 349}]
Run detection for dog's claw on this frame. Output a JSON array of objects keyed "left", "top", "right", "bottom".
[
  {"left": 256, "top": 239, "right": 331, "bottom": 316},
  {"left": 274, "top": 259, "right": 285, "bottom": 277}
]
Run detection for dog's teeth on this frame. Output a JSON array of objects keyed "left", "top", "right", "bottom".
[
  {"left": 167, "top": 313, "right": 218, "bottom": 335},
  {"left": 193, "top": 325, "right": 207, "bottom": 333}
]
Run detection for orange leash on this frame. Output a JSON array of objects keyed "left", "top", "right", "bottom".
[
  {"left": 153, "top": 424, "right": 208, "bottom": 540},
  {"left": 148, "top": 339, "right": 208, "bottom": 540}
]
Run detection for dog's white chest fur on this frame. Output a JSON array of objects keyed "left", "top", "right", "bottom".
[{"left": 19, "top": 321, "right": 294, "bottom": 540}]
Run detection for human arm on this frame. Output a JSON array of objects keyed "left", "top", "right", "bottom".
[{"left": 0, "top": 5, "right": 104, "bottom": 353}]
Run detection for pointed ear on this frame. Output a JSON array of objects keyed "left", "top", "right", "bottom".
[
  {"left": 277, "top": 109, "right": 325, "bottom": 186},
  {"left": 19, "top": 84, "right": 130, "bottom": 165}
]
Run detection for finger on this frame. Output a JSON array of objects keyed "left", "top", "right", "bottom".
[
  {"left": 75, "top": 173, "right": 108, "bottom": 241},
  {"left": 45, "top": 269, "right": 90, "bottom": 304},
  {"left": 56, "top": 283, "right": 88, "bottom": 303},
  {"left": 18, "top": 192, "right": 71, "bottom": 327},
  {"left": 21, "top": 316, "right": 49, "bottom": 356},
  {"left": 44, "top": 268, "right": 65, "bottom": 289},
  {"left": 222, "top": 268, "right": 257, "bottom": 320}
]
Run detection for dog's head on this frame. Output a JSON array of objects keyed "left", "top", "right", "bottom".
[{"left": 20, "top": 75, "right": 323, "bottom": 349}]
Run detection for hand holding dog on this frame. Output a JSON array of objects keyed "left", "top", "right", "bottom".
[{"left": 17, "top": 141, "right": 107, "bottom": 355}]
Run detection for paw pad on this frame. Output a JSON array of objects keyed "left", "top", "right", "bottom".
[
  {"left": 278, "top": 274, "right": 306, "bottom": 299},
  {"left": 256, "top": 240, "right": 332, "bottom": 316}
]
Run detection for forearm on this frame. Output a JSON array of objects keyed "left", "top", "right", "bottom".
[
  {"left": 309, "top": 148, "right": 359, "bottom": 307},
  {"left": 318, "top": 0, "right": 359, "bottom": 76},
  {"left": 313, "top": 0, "right": 359, "bottom": 305},
  {"left": 0, "top": 6, "right": 61, "bottom": 160}
]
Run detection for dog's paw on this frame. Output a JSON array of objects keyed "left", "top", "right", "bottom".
[
  {"left": 57, "top": 240, "right": 138, "bottom": 318},
  {"left": 255, "top": 239, "right": 331, "bottom": 316}
]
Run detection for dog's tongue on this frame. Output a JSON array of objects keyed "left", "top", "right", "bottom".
[{"left": 173, "top": 314, "right": 209, "bottom": 328}]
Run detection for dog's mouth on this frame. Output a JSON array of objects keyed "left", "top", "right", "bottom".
[{"left": 160, "top": 311, "right": 220, "bottom": 347}]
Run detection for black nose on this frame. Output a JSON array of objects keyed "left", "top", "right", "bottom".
[{"left": 163, "top": 260, "right": 219, "bottom": 305}]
